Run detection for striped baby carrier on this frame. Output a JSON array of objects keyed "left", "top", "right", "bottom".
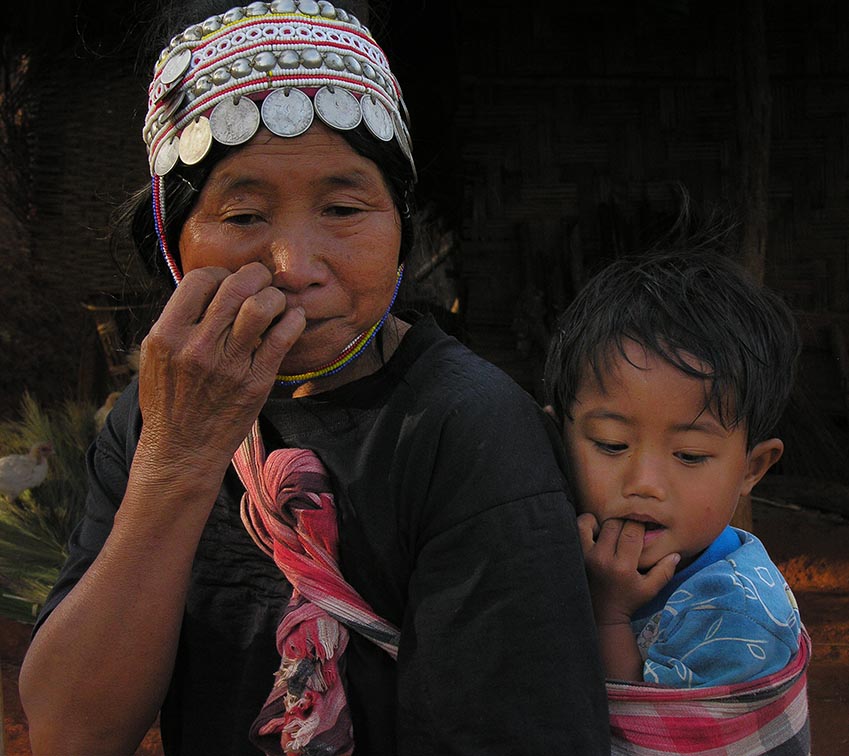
[{"left": 606, "top": 627, "right": 812, "bottom": 755}]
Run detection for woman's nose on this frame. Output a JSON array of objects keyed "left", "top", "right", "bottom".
[
  {"left": 265, "top": 234, "right": 324, "bottom": 293},
  {"left": 622, "top": 451, "right": 667, "bottom": 500}
]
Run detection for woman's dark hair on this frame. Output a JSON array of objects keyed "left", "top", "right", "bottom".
[
  {"left": 115, "top": 0, "right": 416, "bottom": 283},
  {"left": 543, "top": 222, "right": 802, "bottom": 449}
]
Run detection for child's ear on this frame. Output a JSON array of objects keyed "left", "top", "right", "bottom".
[
  {"left": 543, "top": 404, "right": 557, "bottom": 421},
  {"left": 741, "top": 438, "right": 784, "bottom": 495}
]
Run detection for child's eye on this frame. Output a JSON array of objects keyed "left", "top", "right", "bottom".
[
  {"left": 592, "top": 440, "right": 627, "bottom": 455},
  {"left": 675, "top": 451, "right": 709, "bottom": 465}
]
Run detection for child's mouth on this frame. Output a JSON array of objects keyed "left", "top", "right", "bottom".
[
  {"left": 640, "top": 523, "right": 666, "bottom": 547},
  {"left": 624, "top": 518, "right": 666, "bottom": 544}
]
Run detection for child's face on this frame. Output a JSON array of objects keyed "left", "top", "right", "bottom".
[{"left": 563, "top": 340, "right": 781, "bottom": 571}]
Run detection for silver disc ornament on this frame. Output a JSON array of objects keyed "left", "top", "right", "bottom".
[
  {"left": 153, "top": 135, "right": 181, "bottom": 176},
  {"left": 314, "top": 86, "right": 362, "bottom": 131},
  {"left": 360, "top": 94, "right": 393, "bottom": 141},
  {"left": 157, "top": 90, "right": 186, "bottom": 124},
  {"left": 179, "top": 116, "right": 214, "bottom": 165},
  {"left": 261, "top": 88, "right": 315, "bottom": 137},
  {"left": 160, "top": 47, "right": 193, "bottom": 86},
  {"left": 210, "top": 96, "right": 261, "bottom": 146},
  {"left": 392, "top": 110, "right": 415, "bottom": 174}
]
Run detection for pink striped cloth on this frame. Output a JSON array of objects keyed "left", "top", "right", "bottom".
[
  {"left": 232, "top": 421, "right": 400, "bottom": 756},
  {"left": 606, "top": 627, "right": 812, "bottom": 755}
]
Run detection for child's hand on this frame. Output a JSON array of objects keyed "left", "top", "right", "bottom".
[{"left": 577, "top": 513, "right": 680, "bottom": 627}]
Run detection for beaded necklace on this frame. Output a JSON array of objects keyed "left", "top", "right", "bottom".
[{"left": 152, "top": 175, "right": 404, "bottom": 387}]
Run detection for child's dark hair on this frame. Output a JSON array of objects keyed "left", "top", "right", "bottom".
[{"left": 543, "top": 237, "right": 801, "bottom": 449}]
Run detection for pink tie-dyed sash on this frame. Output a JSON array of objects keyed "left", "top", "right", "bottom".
[
  {"left": 606, "top": 627, "right": 812, "bottom": 755},
  {"left": 232, "top": 421, "right": 400, "bottom": 756}
]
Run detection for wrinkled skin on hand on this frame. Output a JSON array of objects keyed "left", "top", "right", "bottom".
[
  {"left": 577, "top": 513, "right": 680, "bottom": 627},
  {"left": 137, "top": 262, "right": 306, "bottom": 482}
]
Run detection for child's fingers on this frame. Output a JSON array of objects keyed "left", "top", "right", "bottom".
[
  {"left": 594, "top": 517, "right": 625, "bottom": 552},
  {"left": 643, "top": 552, "right": 680, "bottom": 595},
  {"left": 576, "top": 513, "right": 600, "bottom": 556},
  {"left": 615, "top": 519, "right": 646, "bottom": 562}
]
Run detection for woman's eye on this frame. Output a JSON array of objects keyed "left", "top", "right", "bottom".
[
  {"left": 593, "top": 440, "right": 627, "bottom": 454},
  {"left": 224, "top": 213, "right": 262, "bottom": 226},
  {"left": 676, "top": 452, "right": 709, "bottom": 465},
  {"left": 325, "top": 204, "right": 362, "bottom": 218}
]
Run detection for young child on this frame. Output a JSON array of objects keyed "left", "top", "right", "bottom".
[{"left": 544, "top": 245, "right": 804, "bottom": 689}]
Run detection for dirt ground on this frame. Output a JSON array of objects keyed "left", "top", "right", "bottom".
[{"left": 2, "top": 497, "right": 848, "bottom": 755}]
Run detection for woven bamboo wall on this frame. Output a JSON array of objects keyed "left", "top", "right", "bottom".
[{"left": 23, "top": 54, "right": 152, "bottom": 411}]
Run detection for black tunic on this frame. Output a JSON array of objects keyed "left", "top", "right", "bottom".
[{"left": 36, "top": 316, "right": 610, "bottom": 755}]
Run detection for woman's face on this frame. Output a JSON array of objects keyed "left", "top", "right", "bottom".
[{"left": 178, "top": 121, "right": 402, "bottom": 377}]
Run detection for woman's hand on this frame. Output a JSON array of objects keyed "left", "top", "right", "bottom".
[
  {"left": 136, "top": 262, "right": 305, "bottom": 481},
  {"left": 577, "top": 513, "right": 679, "bottom": 627}
]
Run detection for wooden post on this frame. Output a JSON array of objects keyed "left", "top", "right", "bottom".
[
  {"left": 731, "top": 0, "right": 772, "bottom": 532},
  {"left": 735, "top": 0, "right": 772, "bottom": 282}
]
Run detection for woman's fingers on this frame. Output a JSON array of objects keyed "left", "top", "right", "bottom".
[
  {"left": 193, "top": 262, "right": 274, "bottom": 339},
  {"left": 153, "top": 262, "right": 305, "bottom": 374},
  {"left": 251, "top": 306, "right": 307, "bottom": 380},
  {"left": 226, "top": 285, "right": 289, "bottom": 358},
  {"left": 155, "top": 266, "right": 232, "bottom": 330}
]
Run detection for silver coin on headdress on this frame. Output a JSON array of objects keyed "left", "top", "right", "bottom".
[
  {"left": 392, "top": 110, "right": 415, "bottom": 177},
  {"left": 160, "top": 47, "right": 193, "bottom": 86},
  {"left": 178, "top": 116, "right": 214, "bottom": 165},
  {"left": 314, "top": 86, "right": 362, "bottom": 131},
  {"left": 152, "top": 77, "right": 180, "bottom": 105},
  {"left": 153, "top": 135, "right": 181, "bottom": 176},
  {"left": 360, "top": 94, "right": 393, "bottom": 141},
  {"left": 261, "top": 88, "right": 314, "bottom": 137},
  {"left": 209, "top": 96, "right": 261, "bottom": 146},
  {"left": 157, "top": 90, "right": 186, "bottom": 124}
]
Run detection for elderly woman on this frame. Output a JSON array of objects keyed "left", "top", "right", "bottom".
[{"left": 20, "top": 2, "right": 609, "bottom": 754}]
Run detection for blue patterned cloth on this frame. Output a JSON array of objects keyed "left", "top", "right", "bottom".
[{"left": 631, "top": 527, "right": 801, "bottom": 688}]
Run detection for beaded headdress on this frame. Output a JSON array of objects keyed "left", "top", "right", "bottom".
[
  {"left": 143, "top": 0, "right": 414, "bottom": 181},
  {"left": 143, "top": 0, "right": 413, "bottom": 384}
]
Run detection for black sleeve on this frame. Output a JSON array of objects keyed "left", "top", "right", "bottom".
[{"left": 32, "top": 384, "right": 140, "bottom": 635}]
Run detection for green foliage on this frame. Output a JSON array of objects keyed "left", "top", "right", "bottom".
[{"left": 0, "top": 391, "right": 97, "bottom": 622}]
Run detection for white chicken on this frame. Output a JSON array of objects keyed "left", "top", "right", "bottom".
[{"left": 0, "top": 442, "right": 53, "bottom": 501}]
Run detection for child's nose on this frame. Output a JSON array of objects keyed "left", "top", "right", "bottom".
[{"left": 622, "top": 451, "right": 667, "bottom": 500}]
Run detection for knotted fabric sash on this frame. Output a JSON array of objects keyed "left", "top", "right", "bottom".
[
  {"left": 232, "top": 421, "right": 400, "bottom": 756},
  {"left": 606, "top": 627, "right": 812, "bottom": 755}
]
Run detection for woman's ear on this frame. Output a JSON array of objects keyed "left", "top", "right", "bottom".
[{"left": 741, "top": 438, "right": 784, "bottom": 495}]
